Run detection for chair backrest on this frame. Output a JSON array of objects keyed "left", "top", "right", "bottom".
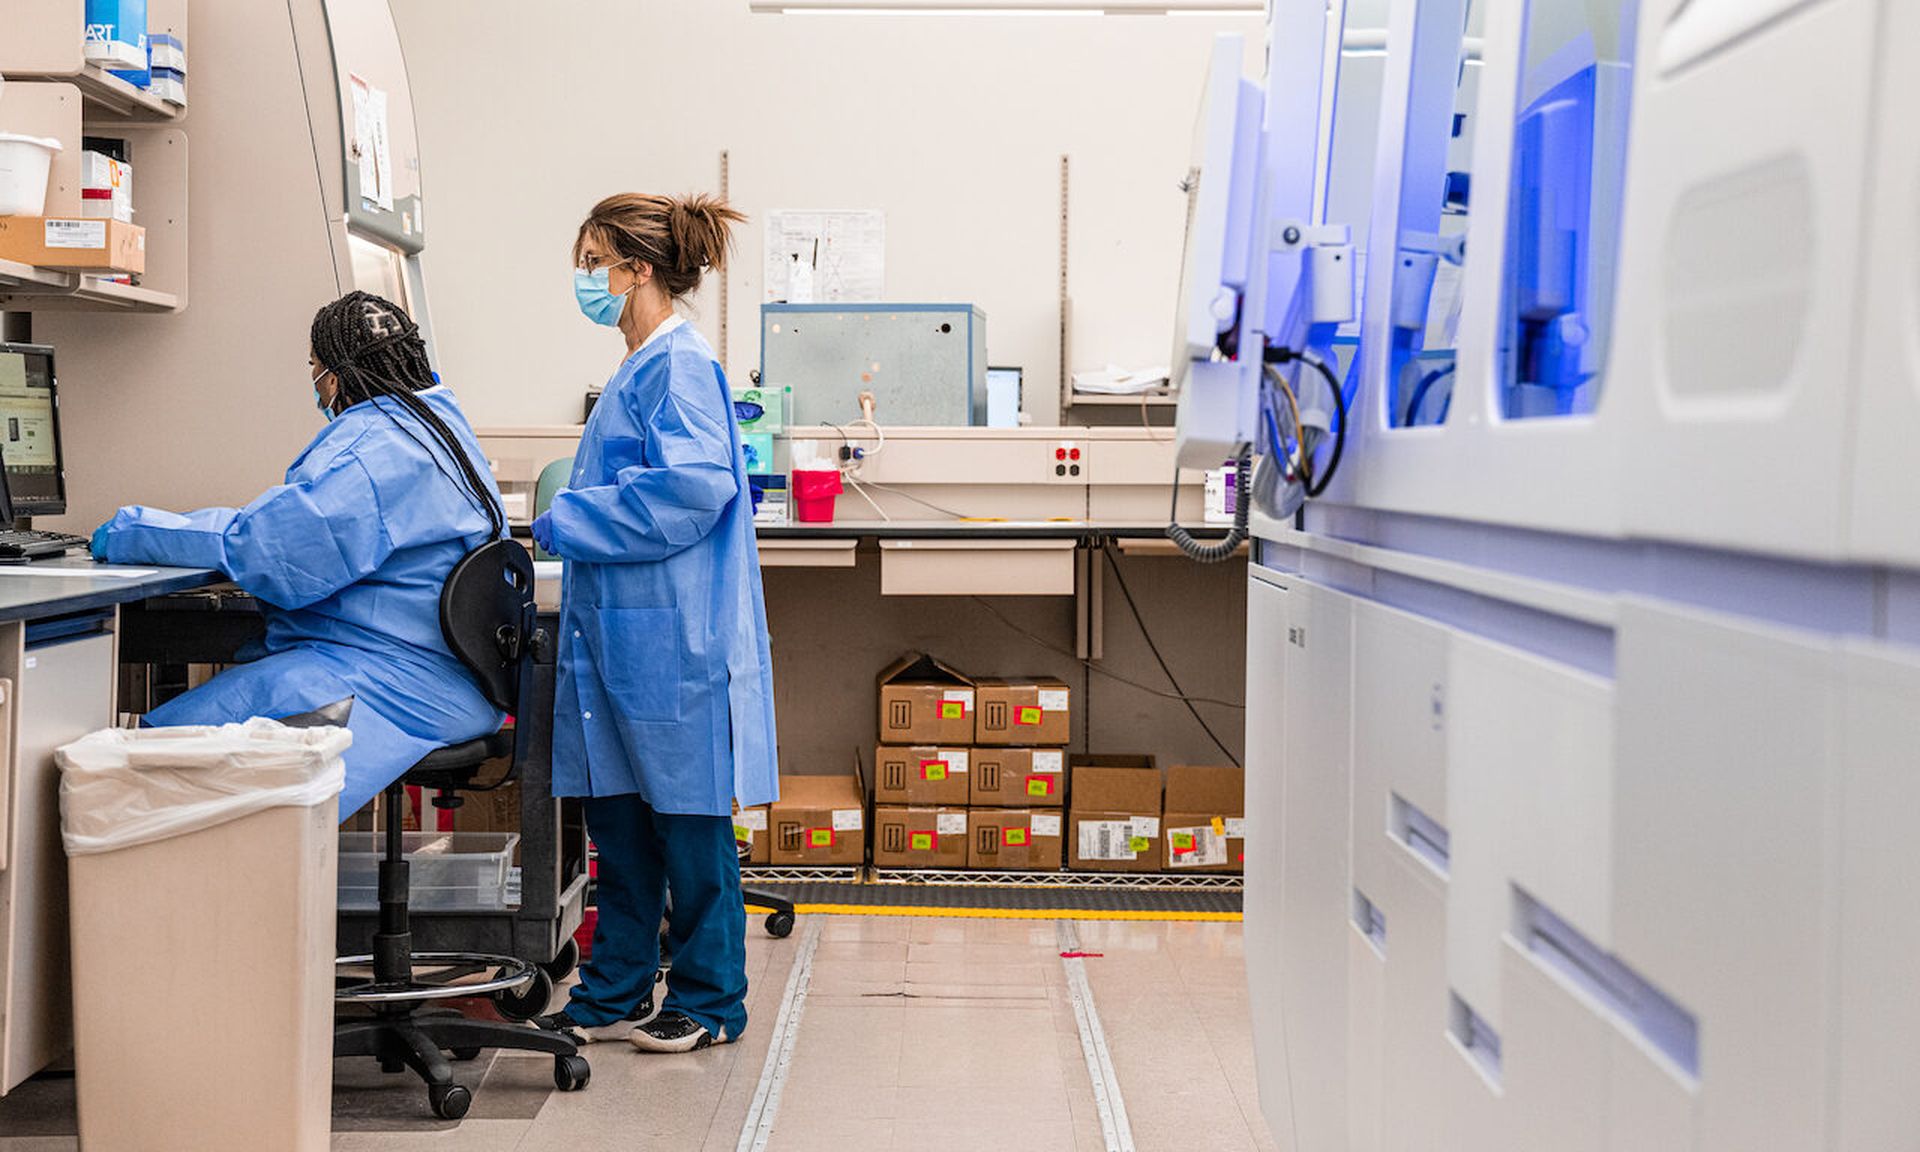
[
  {"left": 532, "top": 457, "right": 575, "bottom": 562},
  {"left": 438, "top": 539, "right": 537, "bottom": 713}
]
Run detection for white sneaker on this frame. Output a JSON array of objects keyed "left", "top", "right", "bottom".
[
  {"left": 630, "top": 1010, "right": 732, "bottom": 1053},
  {"left": 534, "top": 992, "right": 660, "bottom": 1044}
]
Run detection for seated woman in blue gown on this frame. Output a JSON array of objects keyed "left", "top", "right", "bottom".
[{"left": 91, "top": 291, "right": 509, "bottom": 814}]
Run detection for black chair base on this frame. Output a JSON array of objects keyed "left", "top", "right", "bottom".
[
  {"left": 335, "top": 1010, "right": 589, "bottom": 1119},
  {"left": 744, "top": 888, "right": 797, "bottom": 938}
]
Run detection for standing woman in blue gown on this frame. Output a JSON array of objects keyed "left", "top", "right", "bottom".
[
  {"left": 91, "top": 292, "right": 509, "bottom": 815},
  {"left": 531, "top": 193, "right": 778, "bottom": 1053}
]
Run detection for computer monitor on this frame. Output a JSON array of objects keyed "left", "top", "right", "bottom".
[{"left": 0, "top": 344, "right": 67, "bottom": 518}]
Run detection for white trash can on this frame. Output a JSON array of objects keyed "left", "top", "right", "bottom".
[{"left": 56, "top": 719, "right": 351, "bottom": 1152}]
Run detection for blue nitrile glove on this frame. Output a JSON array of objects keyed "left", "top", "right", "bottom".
[
  {"left": 530, "top": 511, "right": 556, "bottom": 555},
  {"left": 90, "top": 522, "right": 112, "bottom": 561}
]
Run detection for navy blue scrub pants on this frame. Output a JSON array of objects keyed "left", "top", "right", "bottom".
[{"left": 567, "top": 793, "right": 749, "bottom": 1038}]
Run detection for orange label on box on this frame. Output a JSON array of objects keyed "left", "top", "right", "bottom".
[
  {"left": 920, "top": 759, "right": 948, "bottom": 781},
  {"left": 809, "top": 828, "right": 834, "bottom": 848},
  {"left": 1015, "top": 706, "right": 1044, "bottom": 726},
  {"left": 910, "top": 831, "right": 935, "bottom": 852},
  {"left": 1025, "top": 775, "right": 1053, "bottom": 797},
  {"left": 1004, "top": 827, "right": 1030, "bottom": 847},
  {"left": 1211, "top": 817, "right": 1227, "bottom": 836},
  {"left": 939, "top": 701, "right": 967, "bottom": 720}
]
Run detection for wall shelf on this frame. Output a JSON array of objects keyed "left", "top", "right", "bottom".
[
  {"left": 70, "top": 64, "right": 183, "bottom": 123},
  {"left": 0, "top": 262, "right": 180, "bottom": 314},
  {"left": 1069, "top": 392, "right": 1177, "bottom": 407}
]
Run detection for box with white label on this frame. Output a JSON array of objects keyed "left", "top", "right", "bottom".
[
  {"left": 969, "top": 746, "right": 1066, "bottom": 808},
  {"left": 769, "top": 772, "right": 865, "bottom": 866},
  {"left": 873, "top": 744, "right": 970, "bottom": 807},
  {"left": 0, "top": 217, "right": 145, "bottom": 273},
  {"left": 80, "top": 152, "right": 134, "bottom": 224},
  {"left": 973, "top": 677, "right": 1072, "bottom": 746},
  {"left": 967, "top": 808, "right": 1063, "bottom": 871},
  {"left": 872, "top": 806, "right": 969, "bottom": 869},
  {"left": 733, "top": 803, "right": 770, "bottom": 866},
  {"left": 1163, "top": 764, "right": 1245, "bottom": 873}
]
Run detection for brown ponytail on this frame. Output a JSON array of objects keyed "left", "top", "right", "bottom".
[{"left": 574, "top": 192, "right": 746, "bottom": 299}]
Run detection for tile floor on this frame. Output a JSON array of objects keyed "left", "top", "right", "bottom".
[{"left": 0, "top": 915, "right": 1278, "bottom": 1152}]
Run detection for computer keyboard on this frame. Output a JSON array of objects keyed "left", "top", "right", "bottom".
[{"left": 0, "top": 529, "right": 92, "bottom": 561}]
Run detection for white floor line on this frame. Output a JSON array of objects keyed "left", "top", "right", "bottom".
[
  {"left": 1058, "top": 920, "right": 1136, "bottom": 1152},
  {"left": 735, "top": 915, "right": 822, "bottom": 1152}
]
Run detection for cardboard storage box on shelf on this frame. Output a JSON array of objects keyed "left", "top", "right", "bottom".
[
  {"left": 79, "top": 151, "right": 134, "bottom": 223},
  {"left": 872, "top": 806, "right": 970, "bottom": 869},
  {"left": 877, "top": 653, "right": 976, "bottom": 745},
  {"left": 970, "top": 746, "right": 1066, "bottom": 807},
  {"left": 1067, "top": 754, "right": 1162, "bottom": 873},
  {"left": 734, "top": 802, "right": 770, "bottom": 866},
  {"left": 0, "top": 217, "right": 145, "bottom": 273},
  {"left": 967, "top": 808, "right": 1064, "bottom": 871},
  {"left": 770, "top": 770, "right": 865, "bottom": 866},
  {"left": 974, "top": 677, "right": 1072, "bottom": 746},
  {"left": 1161, "top": 764, "right": 1245, "bottom": 873},
  {"left": 873, "top": 744, "right": 972, "bottom": 807}
]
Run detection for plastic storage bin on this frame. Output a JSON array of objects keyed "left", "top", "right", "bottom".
[
  {"left": 0, "top": 133, "right": 62, "bottom": 217},
  {"left": 338, "top": 830, "right": 521, "bottom": 911},
  {"left": 57, "top": 720, "right": 348, "bottom": 1152}
]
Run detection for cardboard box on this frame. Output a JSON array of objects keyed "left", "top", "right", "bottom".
[
  {"left": 0, "top": 217, "right": 145, "bottom": 273},
  {"left": 770, "top": 772, "right": 865, "bottom": 866},
  {"left": 969, "top": 746, "right": 1066, "bottom": 807},
  {"left": 877, "top": 653, "right": 977, "bottom": 745},
  {"left": 1162, "top": 764, "right": 1245, "bottom": 873},
  {"left": 872, "top": 806, "right": 969, "bottom": 869},
  {"left": 967, "top": 808, "right": 1064, "bottom": 871},
  {"left": 873, "top": 744, "right": 972, "bottom": 807},
  {"left": 974, "top": 677, "right": 1072, "bottom": 746},
  {"left": 1067, "top": 754, "right": 1162, "bottom": 872},
  {"left": 734, "top": 803, "right": 770, "bottom": 866}
]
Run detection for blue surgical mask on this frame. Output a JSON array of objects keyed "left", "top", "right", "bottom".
[
  {"left": 574, "top": 266, "right": 630, "bottom": 327},
  {"left": 312, "top": 367, "right": 336, "bottom": 422}
]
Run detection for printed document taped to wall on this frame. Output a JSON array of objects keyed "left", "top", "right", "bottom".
[{"left": 764, "top": 210, "right": 885, "bottom": 303}]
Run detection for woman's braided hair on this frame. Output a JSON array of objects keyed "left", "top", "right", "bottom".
[{"left": 310, "top": 291, "right": 504, "bottom": 539}]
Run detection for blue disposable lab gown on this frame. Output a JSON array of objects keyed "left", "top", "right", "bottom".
[
  {"left": 96, "top": 386, "right": 507, "bottom": 815},
  {"left": 546, "top": 319, "right": 777, "bottom": 814}
]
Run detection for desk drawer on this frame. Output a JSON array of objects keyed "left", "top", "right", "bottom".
[{"left": 878, "top": 539, "right": 1077, "bottom": 596}]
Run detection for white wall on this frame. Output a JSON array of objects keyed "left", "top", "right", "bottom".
[{"left": 388, "top": 0, "right": 1264, "bottom": 427}]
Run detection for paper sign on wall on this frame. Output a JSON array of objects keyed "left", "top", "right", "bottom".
[
  {"left": 764, "top": 210, "right": 885, "bottom": 303},
  {"left": 349, "top": 74, "right": 394, "bottom": 213}
]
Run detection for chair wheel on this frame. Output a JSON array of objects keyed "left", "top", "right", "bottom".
[
  {"left": 554, "top": 1054, "right": 591, "bottom": 1092},
  {"left": 542, "top": 937, "right": 581, "bottom": 982},
  {"left": 451, "top": 1047, "right": 482, "bottom": 1062},
  {"left": 765, "top": 910, "right": 795, "bottom": 939},
  {"left": 493, "top": 967, "right": 553, "bottom": 1022},
  {"left": 428, "top": 1082, "right": 472, "bottom": 1120}
]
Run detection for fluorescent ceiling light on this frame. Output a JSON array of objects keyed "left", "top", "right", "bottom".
[{"left": 752, "top": 1, "right": 1262, "bottom": 13}]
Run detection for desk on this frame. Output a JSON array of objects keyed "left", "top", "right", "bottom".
[{"left": 0, "top": 560, "right": 222, "bottom": 1095}]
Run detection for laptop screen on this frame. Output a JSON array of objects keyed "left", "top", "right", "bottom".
[{"left": 0, "top": 346, "right": 65, "bottom": 517}]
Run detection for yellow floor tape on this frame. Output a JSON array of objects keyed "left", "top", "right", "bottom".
[{"left": 769, "top": 902, "right": 1241, "bottom": 923}]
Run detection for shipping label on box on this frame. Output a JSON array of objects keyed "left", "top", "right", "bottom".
[{"left": 1077, "top": 820, "right": 1141, "bottom": 861}]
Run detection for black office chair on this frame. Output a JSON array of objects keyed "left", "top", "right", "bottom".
[{"left": 332, "top": 540, "right": 590, "bottom": 1120}]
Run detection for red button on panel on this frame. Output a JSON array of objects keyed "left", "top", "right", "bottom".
[
  {"left": 1069, "top": 448, "right": 1081, "bottom": 461},
  {"left": 1055, "top": 448, "right": 1067, "bottom": 460}
]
